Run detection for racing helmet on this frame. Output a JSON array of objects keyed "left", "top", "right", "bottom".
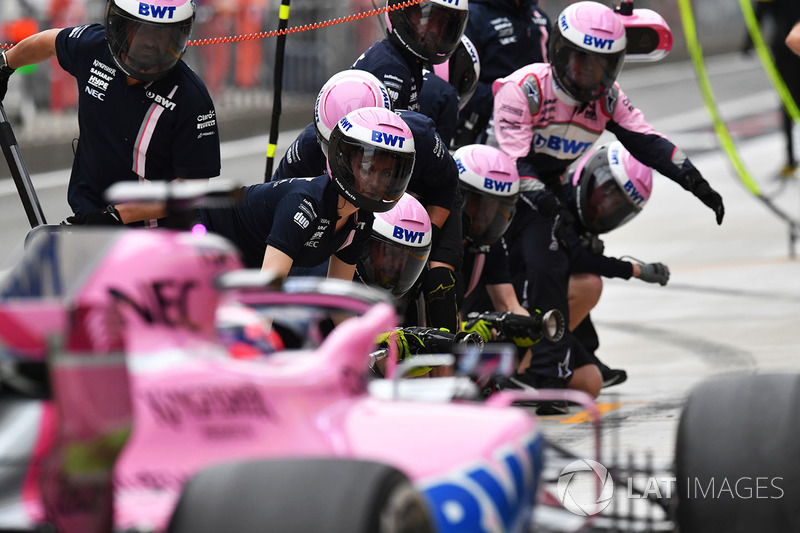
[
  {"left": 386, "top": 0, "right": 469, "bottom": 65},
  {"left": 455, "top": 144, "right": 520, "bottom": 246},
  {"left": 571, "top": 141, "right": 652, "bottom": 234},
  {"left": 357, "top": 193, "right": 432, "bottom": 298},
  {"left": 549, "top": 1, "right": 627, "bottom": 103},
  {"left": 105, "top": 0, "right": 196, "bottom": 82},
  {"left": 327, "top": 107, "right": 415, "bottom": 213},
  {"left": 216, "top": 303, "right": 285, "bottom": 360},
  {"left": 432, "top": 34, "right": 480, "bottom": 111},
  {"left": 315, "top": 70, "right": 393, "bottom": 157}
]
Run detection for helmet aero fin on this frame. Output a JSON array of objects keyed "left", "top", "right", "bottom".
[{"left": 315, "top": 70, "right": 393, "bottom": 157}]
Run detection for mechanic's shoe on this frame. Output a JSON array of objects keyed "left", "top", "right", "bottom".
[
  {"left": 496, "top": 373, "right": 570, "bottom": 415},
  {"left": 601, "top": 367, "right": 628, "bottom": 389}
]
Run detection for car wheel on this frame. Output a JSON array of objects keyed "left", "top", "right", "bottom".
[
  {"left": 675, "top": 373, "right": 800, "bottom": 532},
  {"left": 167, "top": 457, "right": 435, "bottom": 533}
]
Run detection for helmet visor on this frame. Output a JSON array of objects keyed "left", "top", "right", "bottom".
[
  {"left": 580, "top": 161, "right": 640, "bottom": 233},
  {"left": 551, "top": 34, "right": 624, "bottom": 102},
  {"left": 332, "top": 138, "right": 415, "bottom": 211},
  {"left": 450, "top": 45, "right": 478, "bottom": 110},
  {"left": 461, "top": 188, "right": 518, "bottom": 245},
  {"left": 393, "top": 3, "right": 468, "bottom": 64},
  {"left": 358, "top": 238, "right": 431, "bottom": 297},
  {"left": 106, "top": 5, "right": 192, "bottom": 80}
]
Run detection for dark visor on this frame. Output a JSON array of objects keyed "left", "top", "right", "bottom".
[
  {"left": 357, "top": 238, "right": 431, "bottom": 297},
  {"left": 461, "top": 188, "right": 518, "bottom": 245},
  {"left": 394, "top": 3, "right": 468, "bottom": 64}
]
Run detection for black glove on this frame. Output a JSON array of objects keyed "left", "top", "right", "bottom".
[
  {"left": 638, "top": 262, "right": 670, "bottom": 286},
  {"left": 533, "top": 192, "right": 575, "bottom": 248},
  {"left": 579, "top": 231, "right": 605, "bottom": 255},
  {"left": 62, "top": 205, "right": 123, "bottom": 226},
  {"left": 0, "top": 60, "right": 15, "bottom": 103},
  {"left": 682, "top": 170, "right": 725, "bottom": 225}
]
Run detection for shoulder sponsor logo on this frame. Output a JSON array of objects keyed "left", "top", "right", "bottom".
[
  {"left": 196, "top": 110, "right": 216, "bottom": 129},
  {"left": 85, "top": 85, "right": 105, "bottom": 101},
  {"left": 139, "top": 2, "right": 177, "bottom": 19},
  {"left": 293, "top": 212, "right": 310, "bottom": 229},
  {"left": 69, "top": 25, "right": 91, "bottom": 39},
  {"left": 92, "top": 59, "right": 117, "bottom": 76}
]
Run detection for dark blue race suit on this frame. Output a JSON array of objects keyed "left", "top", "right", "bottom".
[{"left": 55, "top": 24, "right": 220, "bottom": 214}]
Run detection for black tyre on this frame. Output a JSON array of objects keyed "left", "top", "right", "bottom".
[
  {"left": 167, "top": 458, "right": 435, "bottom": 533},
  {"left": 675, "top": 373, "right": 800, "bottom": 532}
]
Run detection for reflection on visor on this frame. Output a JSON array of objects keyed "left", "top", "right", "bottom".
[
  {"left": 583, "top": 166, "right": 639, "bottom": 233},
  {"left": 462, "top": 190, "right": 517, "bottom": 245},
  {"left": 358, "top": 239, "right": 430, "bottom": 297},
  {"left": 336, "top": 140, "right": 414, "bottom": 203},
  {"left": 107, "top": 6, "right": 192, "bottom": 80},
  {"left": 396, "top": 4, "right": 468, "bottom": 63}
]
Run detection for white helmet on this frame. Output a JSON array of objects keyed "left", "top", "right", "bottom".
[
  {"left": 315, "top": 70, "right": 393, "bottom": 157},
  {"left": 105, "top": 0, "right": 196, "bottom": 81}
]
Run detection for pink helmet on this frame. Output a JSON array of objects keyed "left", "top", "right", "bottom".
[
  {"left": 315, "top": 70, "right": 393, "bottom": 157},
  {"left": 106, "top": 0, "right": 196, "bottom": 81},
  {"left": 571, "top": 141, "right": 652, "bottom": 234},
  {"left": 549, "top": 1, "right": 627, "bottom": 103},
  {"left": 386, "top": 0, "right": 469, "bottom": 65},
  {"left": 432, "top": 34, "right": 480, "bottom": 111},
  {"left": 357, "top": 193, "right": 432, "bottom": 298},
  {"left": 327, "top": 107, "right": 416, "bottom": 213},
  {"left": 454, "top": 144, "right": 520, "bottom": 246}
]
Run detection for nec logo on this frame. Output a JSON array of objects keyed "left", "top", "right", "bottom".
[
  {"left": 392, "top": 226, "right": 425, "bottom": 244},
  {"left": 533, "top": 134, "right": 592, "bottom": 155},
  {"left": 583, "top": 35, "right": 616, "bottom": 50},
  {"left": 624, "top": 180, "right": 646, "bottom": 205},
  {"left": 371, "top": 131, "right": 406, "bottom": 148},
  {"left": 139, "top": 3, "right": 177, "bottom": 19},
  {"left": 484, "top": 178, "right": 512, "bottom": 193}
]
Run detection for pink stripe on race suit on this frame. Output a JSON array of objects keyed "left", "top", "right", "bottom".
[
  {"left": 464, "top": 253, "right": 485, "bottom": 298},
  {"left": 133, "top": 85, "right": 179, "bottom": 179}
]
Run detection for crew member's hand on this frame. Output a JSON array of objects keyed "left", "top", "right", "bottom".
[
  {"left": 0, "top": 63, "right": 14, "bottom": 102},
  {"left": 62, "top": 205, "right": 123, "bottom": 226},
  {"left": 637, "top": 262, "right": 670, "bottom": 286},
  {"left": 534, "top": 192, "right": 575, "bottom": 248},
  {"left": 684, "top": 170, "right": 725, "bottom": 224}
]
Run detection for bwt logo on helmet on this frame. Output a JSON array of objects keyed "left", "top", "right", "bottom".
[
  {"left": 623, "top": 180, "right": 646, "bottom": 205},
  {"left": 583, "top": 35, "right": 616, "bottom": 50},
  {"left": 139, "top": 3, "right": 177, "bottom": 19},
  {"left": 371, "top": 130, "right": 406, "bottom": 148},
  {"left": 393, "top": 226, "right": 425, "bottom": 244},
  {"left": 484, "top": 178, "right": 512, "bottom": 193}
]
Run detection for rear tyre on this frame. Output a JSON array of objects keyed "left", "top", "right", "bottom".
[
  {"left": 167, "top": 457, "right": 435, "bottom": 533},
  {"left": 675, "top": 373, "right": 800, "bottom": 532}
]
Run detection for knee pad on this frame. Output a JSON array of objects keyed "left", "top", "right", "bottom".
[{"left": 422, "top": 267, "right": 459, "bottom": 331}]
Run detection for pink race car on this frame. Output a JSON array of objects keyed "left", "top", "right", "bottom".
[{"left": 0, "top": 226, "right": 599, "bottom": 533}]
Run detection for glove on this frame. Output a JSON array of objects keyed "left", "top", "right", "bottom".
[
  {"left": 638, "top": 262, "right": 670, "bottom": 286},
  {"left": 683, "top": 170, "right": 725, "bottom": 225},
  {"left": 0, "top": 62, "right": 14, "bottom": 103},
  {"left": 62, "top": 205, "right": 123, "bottom": 226},
  {"left": 461, "top": 317, "right": 494, "bottom": 343},
  {"left": 533, "top": 192, "right": 574, "bottom": 249},
  {"left": 579, "top": 231, "right": 605, "bottom": 255}
]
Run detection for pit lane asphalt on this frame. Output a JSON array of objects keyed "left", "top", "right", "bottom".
[{"left": 0, "top": 53, "right": 798, "bottom": 511}]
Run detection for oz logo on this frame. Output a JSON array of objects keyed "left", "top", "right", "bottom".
[{"left": 557, "top": 459, "right": 614, "bottom": 516}]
